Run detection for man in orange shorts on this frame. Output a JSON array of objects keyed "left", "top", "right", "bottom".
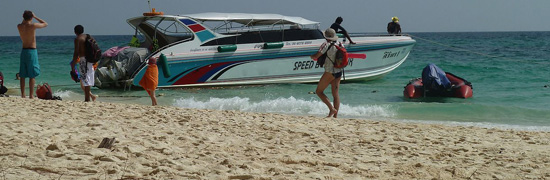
[{"left": 139, "top": 57, "right": 159, "bottom": 106}]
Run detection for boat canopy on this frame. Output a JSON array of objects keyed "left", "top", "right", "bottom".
[
  {"left": 124, "top": 13, "right": 322, "bottom": 49},
  {"left": 180, "top": 13, "right": 320, "bottom": 27}
]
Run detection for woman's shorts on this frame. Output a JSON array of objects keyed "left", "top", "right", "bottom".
[{"left": 332, "top": 71, "right": 342, "bottom": 79}]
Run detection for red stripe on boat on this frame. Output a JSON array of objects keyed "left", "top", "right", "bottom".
[
  {"left": 172, "top": 62, "right": 234, "bottom": 85},
  {"left": 188, "top": 24, "right": 206, "bottom": 32}
]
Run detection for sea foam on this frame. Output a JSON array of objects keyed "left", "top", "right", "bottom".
[
  {"left": 53, "top": 90, "right": 74, "bottom": 98},
  {"left": 173, "top": 96, "right": 396, "bottom": 118}
]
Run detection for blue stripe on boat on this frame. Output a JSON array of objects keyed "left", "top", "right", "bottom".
[{"left": 180, "top": 19, "right": 196, "bottom": 25}]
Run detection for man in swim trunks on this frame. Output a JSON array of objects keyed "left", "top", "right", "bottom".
[
  {"left": 71, "top": 25, "right": 97, "bottom": 102},
  {"left": 310, "top": 28, "right": 344, "bottom": 118},
  {"left": 17, "top": 10, "right": 47, "bottom": 98}
]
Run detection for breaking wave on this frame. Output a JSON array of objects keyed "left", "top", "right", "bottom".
[{"left": 173, "top": 96, "right": 396, "bottom": 118}]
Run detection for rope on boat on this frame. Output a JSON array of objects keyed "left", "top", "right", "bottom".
[
  {"left": 408, "top": 34, "right": 513, "bottom": 60},
  {"left": 351, "top": 33, "right": 524, "bottom": 63}
]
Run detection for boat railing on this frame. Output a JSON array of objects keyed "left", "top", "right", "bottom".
[
  {"left": 203, "top": 20, "right": 318, "bottom": 35},
  {"left": 349, "top": 33, "right": 412, "bottom": 37}
]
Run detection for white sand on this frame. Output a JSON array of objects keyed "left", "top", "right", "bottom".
[{"left": 1, "top": 97, "right": 549, "bottom": 179}]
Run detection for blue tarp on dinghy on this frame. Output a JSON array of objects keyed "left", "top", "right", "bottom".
[{"left": 422, "top": 63, "right": 451, "bottom": 92}]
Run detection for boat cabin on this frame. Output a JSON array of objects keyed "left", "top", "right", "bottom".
[{"left": 127, "top": 13, "right": 324, "bottom": 50}]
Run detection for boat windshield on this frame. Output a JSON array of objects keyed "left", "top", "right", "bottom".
[
  {"left": 197, "top": 20, "right": 324, "bottom": 46},
  {"left": 132, "top": 17, "right": 194, "bottom": 48}
]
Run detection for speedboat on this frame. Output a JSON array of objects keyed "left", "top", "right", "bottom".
[{"left": 94, "top": 12, "right": 416, "bottom": 88}]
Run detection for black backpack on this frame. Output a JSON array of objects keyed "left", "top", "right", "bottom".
[{"left": 85, "top": 34, "right": 102, "bottom": 63}]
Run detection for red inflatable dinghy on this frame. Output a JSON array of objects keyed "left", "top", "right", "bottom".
[{"left": 404, "top": 72, "right": 473, "bottom": 98}]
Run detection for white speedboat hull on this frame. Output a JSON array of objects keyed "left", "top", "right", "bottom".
[
  {"left": 95, "top": 13, "right": 416, "bottom": 88},
  {"left": 132, "top": 37, "right": 415, "bottom": 87}
]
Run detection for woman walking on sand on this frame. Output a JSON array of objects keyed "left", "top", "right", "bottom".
[
  {"left": 310, "top": 28, "right": 344, "bottom": 118},
  {"left": 139, "top": 57, "right": 159, "bottom": 106}
]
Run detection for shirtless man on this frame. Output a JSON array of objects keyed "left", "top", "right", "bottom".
[
  {"left": 71, "top": 25, "right": 97, "bottom": 102},
  {"left": 17, "top": 10, "right": 47, "bottom": 98},
  {"left": 329, "top": 17, "right": 355, "bottom": 44}
]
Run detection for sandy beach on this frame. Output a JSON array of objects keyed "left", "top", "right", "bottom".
[{"left": 1, "top": 97, "right": 549, "bottom": 179}]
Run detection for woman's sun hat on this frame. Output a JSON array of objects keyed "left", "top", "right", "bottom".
[{"left": 323, "top": 28, "right": 338, "bottom": 41}]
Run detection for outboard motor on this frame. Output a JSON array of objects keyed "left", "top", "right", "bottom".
[
  {"left": 421, "top": 63, "right": 451, "bottom": 96},
  {"left": 94, "top": 47, "right": 149, "bottom": 88}
]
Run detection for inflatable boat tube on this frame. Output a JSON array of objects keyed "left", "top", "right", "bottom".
[
  {"left": 445, "top": 72, "right": 473, "bottom": 98},
  {"left": 403, "top": 78, "right": 424, "bottom": 98}
]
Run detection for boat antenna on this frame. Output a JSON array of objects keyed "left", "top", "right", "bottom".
[{"left": 148, "top": 0, "right": 151, "bottom": 11}]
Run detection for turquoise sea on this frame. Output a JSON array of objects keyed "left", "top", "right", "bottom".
[{"left": 1, "top": 32, "right": 549, "bottom": 130}]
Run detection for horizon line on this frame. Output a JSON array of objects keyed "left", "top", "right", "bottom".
[{"left": 1, "top": 30, "right": 549, "bottom": 37}]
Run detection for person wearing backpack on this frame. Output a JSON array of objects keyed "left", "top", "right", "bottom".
[
  {"left": 310, "top": 28, "right": 345, "bottom": 118},
  {"left": 71, "top": 25, "right": 97, "bottom": 102}
]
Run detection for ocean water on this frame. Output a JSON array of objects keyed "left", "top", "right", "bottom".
[{"left": 1, "top": 32, "right": 549, "bottom": 130}]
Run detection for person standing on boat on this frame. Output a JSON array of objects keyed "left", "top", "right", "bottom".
[
  {"left": 310, "top": 28, "right": 344, "bottom": 118},
  {"left": 330, "top": 17, "right": 356, "bottom": 44},
  {"left": 387, "top": 16, "right": 401, "bottom": 34},
  {"left": 71, "top": 25, "right": 97, "bottom": 102},
  {"left": 17, "top": 10, "right": 48, "bottom": 98}
]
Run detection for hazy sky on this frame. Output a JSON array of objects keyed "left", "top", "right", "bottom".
[{"left": 1, "top": 0, "right": 549, "bottom": 36}]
